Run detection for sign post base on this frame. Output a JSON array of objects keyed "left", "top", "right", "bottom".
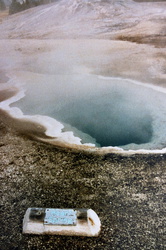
[{"left": 23, "top": 208, "right": 101, "bottom": 237}]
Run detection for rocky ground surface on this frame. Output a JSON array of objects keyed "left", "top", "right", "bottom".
[{"left": 0, "top": 120, "right": 165, "bottom": 249}]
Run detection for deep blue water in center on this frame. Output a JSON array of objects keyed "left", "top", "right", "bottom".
[{"left": 11, "top": 75, "right": 155, "bottom": 147}]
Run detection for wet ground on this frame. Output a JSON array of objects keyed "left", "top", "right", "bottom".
[{"left": 0, "top": 121, "right": 165, "bottom": 249}]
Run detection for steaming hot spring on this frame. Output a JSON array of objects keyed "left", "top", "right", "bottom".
[{"left": 0, "top": 0, "right": 166, "bottom": 154}]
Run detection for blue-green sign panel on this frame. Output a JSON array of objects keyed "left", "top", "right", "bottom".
[{"left": 44, "top": 209, "right": 77, "bottom": 226}]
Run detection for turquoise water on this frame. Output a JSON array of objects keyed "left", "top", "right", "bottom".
[{"left": 10, "top": 73, "right": 166, "bottom": 150}]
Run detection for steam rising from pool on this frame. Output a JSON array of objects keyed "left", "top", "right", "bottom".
[{"left": 5, "top": 72, "right": 166, "bottom": 152}]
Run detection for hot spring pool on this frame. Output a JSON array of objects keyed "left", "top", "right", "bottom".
[{"left": 7, "top": 72, "right": 166, "bottom": 152}]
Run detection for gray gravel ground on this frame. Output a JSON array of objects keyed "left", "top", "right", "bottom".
[{"left": 0, "top": 121, "right": 165, "bottom": 250}]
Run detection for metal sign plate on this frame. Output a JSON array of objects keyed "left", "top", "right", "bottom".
[{"left": 44, "top": 209, "right": 77, "bottom": 226}]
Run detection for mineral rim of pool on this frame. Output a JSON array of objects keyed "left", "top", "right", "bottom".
[{"left": 1, "top": 72, "right": 166, "bottom": 153}]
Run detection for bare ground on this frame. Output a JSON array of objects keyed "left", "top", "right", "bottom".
[
  {"left": 0, "top": 9, "right": 9, "bottom": 24},
  {"left": 0, "top": 120, "right": 165, "bottom": 250}
]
